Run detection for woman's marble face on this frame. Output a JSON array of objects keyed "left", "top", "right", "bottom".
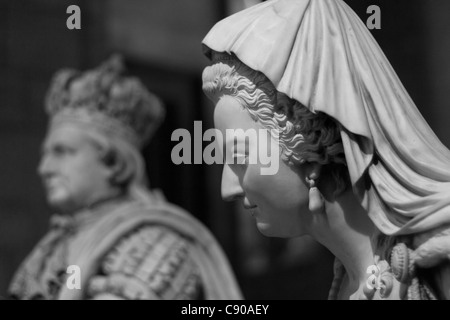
[{"left": 214, "top": 95, "right": 312, "bottom": 238}]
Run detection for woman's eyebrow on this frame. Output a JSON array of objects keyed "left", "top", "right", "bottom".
[
  {"left": 230, "top": 138, "right": 250, "bottom": 154},
  {"left": 225, "top": 134, "right": 242, "bottom": 146},
  {"left": 226, "top": 132, "right": 255, "bottom": 145}
]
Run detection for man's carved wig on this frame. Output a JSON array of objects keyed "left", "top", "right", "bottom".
[{"left": 45, "top": 55, "right": 165, "bottom": 149}]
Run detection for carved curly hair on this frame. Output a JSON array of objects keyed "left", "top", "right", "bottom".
[{"left": 202, "top": 52, "right": 349, "bottom": 193}]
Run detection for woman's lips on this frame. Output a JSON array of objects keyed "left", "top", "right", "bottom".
[
  {"left": 243, "top": 203, "right": 258, "bottom": 216},
  {"left": 242, "top": 199, "right": 257, "bottom": 216},
  {"left": 243, "top": 200, "right": 257, "bottom": 210}
]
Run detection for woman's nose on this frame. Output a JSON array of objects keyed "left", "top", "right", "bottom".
[{"left": 221, "top": 164, "right": 244, "bottom": 201}]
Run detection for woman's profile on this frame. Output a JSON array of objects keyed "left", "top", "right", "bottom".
[{"left": 201, "top": 0, "right": 450, "bottom": 300}]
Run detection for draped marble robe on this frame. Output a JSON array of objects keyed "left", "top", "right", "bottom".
[{"left": 9, "top": 191, "right": 243, "bottom": 300}]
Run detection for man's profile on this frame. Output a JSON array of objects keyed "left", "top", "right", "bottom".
[{"left": 8, "top": 56, "right": 242, "bottom": 300}]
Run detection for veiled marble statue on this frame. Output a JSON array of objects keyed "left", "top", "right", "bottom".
[
  {"left": 202, "top": 0, "right": 450, "bottom": 300},
  {"left": 9, "top": 56, "right": 242, "bottom": 300}
]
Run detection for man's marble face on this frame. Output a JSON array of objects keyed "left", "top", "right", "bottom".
[{"left": 38, "top": 124, "right": 115, "bottom": 214}]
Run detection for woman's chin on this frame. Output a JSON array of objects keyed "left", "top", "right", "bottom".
[
  {"left": 256, "top": 221, "right": 278, "bottom": 237},
  {"left": 256, "top": 220, "right": 303, "bottom": 238}
]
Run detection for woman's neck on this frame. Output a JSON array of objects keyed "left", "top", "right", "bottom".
[{"left": 313, "top": 188, "right": 377, "bottom": 299}]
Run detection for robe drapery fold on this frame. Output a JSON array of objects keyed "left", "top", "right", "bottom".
[{"left": 9, "top": 193, "right": 243, "bottom": 300}]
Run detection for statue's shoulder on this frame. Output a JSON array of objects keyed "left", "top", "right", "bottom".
[{"left": 87, "top": 224, "right": 203, "bottom": 300}]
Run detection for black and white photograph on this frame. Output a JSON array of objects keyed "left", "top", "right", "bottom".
[{"left": 0, "top": 0, "right": 450, "bottom": 309}]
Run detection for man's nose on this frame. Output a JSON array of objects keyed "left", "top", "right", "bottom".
[
  {"left": 221, "top": 164, "right": 244, "bottom": 202},
  {"left": 37, "top": 154, "right": 55, "bottom": 177}
]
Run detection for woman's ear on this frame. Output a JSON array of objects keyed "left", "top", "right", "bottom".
[
  {"left": 305, "top": 162, "right": 339, "bottom": 201},
  {"left": 306, "top": 162, "right": 322, "bottom": 182}
]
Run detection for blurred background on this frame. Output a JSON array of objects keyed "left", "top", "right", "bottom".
[{"left": 0, "top": 0, "right": 449, "bottom": 299}]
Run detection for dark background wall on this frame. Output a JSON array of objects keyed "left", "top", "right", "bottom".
[{"left": 0, "top": 0, "right": 449, "bottom": 299}]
